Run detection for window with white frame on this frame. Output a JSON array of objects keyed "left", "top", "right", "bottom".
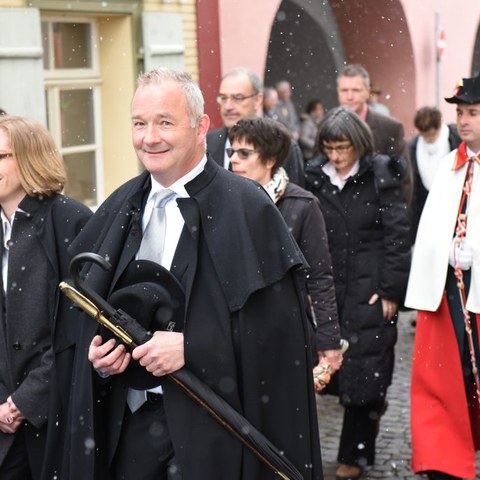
[{"left": 42, "top": 17, "right": 103, "bottom": 208}]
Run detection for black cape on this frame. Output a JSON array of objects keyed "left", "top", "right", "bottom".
[{"left": 64, "top": 159, "right": 323, "bottom": 479}]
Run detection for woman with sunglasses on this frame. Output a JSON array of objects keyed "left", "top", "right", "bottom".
[
  {"left": 305, "top": 106, "right": 411, "bottom": 480},
  {"left": 0, "top": 115, "right": 92, "bottom": 479},
  {"left": 228, "top": 117, "right": 343, "bottom": 383}
]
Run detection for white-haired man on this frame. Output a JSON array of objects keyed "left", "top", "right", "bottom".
[{"left": 65, "top": 68, "right": 323, "bottom": 480}]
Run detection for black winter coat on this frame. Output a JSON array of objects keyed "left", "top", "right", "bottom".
[
  {"left": 276, "top": 182, "right": 340, "bottom": 351},
  {"left": 0, "top": 194, "right": 91, "bottom": 478},
  {"left": 305, "top": 154, "right": 411, "bottom": 405}
]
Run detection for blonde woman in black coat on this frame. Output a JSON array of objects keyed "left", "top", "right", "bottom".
[
  {"left": 305, "top": 106, "right": 410, "bottom": 480},
  {"left": 0, "top": 116, "right": 91, "bottom": 479},
  {"left": 228, "top": 117, "right": 343, "bottom": 374}
]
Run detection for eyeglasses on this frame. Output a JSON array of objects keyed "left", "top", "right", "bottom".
[
  {"left": 0, "top": 153, "right": 13, "bottom": 160},
  {"left": 226, "top": 147, "right": 257, "bottom": 160},
  {"left": 322, "top": 144, "right": 353, "bottom": 154},
  {"left": 216, "top": 93, "right": 257, "bottom": 105}
]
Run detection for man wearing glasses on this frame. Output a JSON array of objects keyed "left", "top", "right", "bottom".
[
  {"left": 337, "top": 64, "right": 412, "bottom": 202},
  {"left": 207, "top": 67, "right": 305, "bottom": 186}
]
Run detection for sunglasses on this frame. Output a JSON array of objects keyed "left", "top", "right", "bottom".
[{"left": 226, "top": 147, "right": 257, "bottom": 160}]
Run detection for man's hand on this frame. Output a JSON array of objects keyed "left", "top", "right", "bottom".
[
  {"left": 0, "top": 397, "right": 24, "bottom": 434},
  {"left": 88, "top": 335, "right": 131, "bottom": 376},
  {"left": 132, "top": 331, "right": 185, "bottom": 377},
  {"left": 369, "top": 293, "right": 398, "bottom": 322}
]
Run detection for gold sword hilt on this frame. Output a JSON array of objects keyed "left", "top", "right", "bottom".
[{"left": 59, "top": 281, "right": 135, "bottom": 346}]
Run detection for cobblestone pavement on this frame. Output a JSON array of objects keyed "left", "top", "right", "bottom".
[{"left": 316, "top": 310, "right": 480, "bottom": 480}]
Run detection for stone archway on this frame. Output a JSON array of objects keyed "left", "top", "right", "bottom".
[
  {"left": 264, "top": 0, "right": 345, "bottom": 115},
  {"left": 265, "top": 0, "right": 416, "bottom": 129},
  {"left": 329, "top": 0, "right": 416, "bottom": 128}
]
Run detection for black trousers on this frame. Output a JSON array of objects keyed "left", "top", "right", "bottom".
[
  {"left": 111, "top": 394, "right": 176, "bottom": 480},
  {"left": 337, "top": 400, "right": 386, "bottom": 467},
  {"left": 0, "top": 431, "right": 32, "bottom": 480}
]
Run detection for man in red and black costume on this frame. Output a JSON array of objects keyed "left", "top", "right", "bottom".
[{"left": 405, "top": 75, "right": 480, "bottom": 480}]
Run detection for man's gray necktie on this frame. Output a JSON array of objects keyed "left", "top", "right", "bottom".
[
  {"left": 127, "top": 188, "right": 174, "bottom": 414},
  {"left": 137, "top": 189, "right": 175, "bottom": 265}
]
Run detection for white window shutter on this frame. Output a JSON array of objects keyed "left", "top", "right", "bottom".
[
  {"left": 142, "top": 12, "right": 185, "bottom": 72},
  {"left": 0, "top": 8, "right": 46, "bottom": 124}
]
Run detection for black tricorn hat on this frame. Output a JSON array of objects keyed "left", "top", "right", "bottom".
[
  {"left": 106, "top": 259, "right": 185, "bottom": 389},
  {"left": 445, "top": 75, "right": 480, "bottom": 104}
]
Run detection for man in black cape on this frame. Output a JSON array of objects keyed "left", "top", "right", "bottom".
[{"left": 62, "top": 68, "right": 322, "bottom": 480}]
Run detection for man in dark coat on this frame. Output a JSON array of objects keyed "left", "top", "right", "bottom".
[
  {"left": 207, "top": 67, "right": 306, "bottom": 186},
  {"left": 408, "top": 106, "right": 461, "bottom": 241},
  {"left": 66, "top": 68, "right": 322, "bottom": 480},
  {"left": 274, "top": 79, "right": 301, "bottom": 140},
  {"left": 336, "top": 64, "right": 412, "bottom": 203}
]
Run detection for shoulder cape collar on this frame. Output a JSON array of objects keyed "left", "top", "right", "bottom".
[{"left": 452, "top": 141, "right": 480, "bottom": 170}]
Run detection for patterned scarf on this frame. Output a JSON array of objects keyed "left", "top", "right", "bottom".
[{"left": 263, "top": 167, "right": 289, "bottom": 204}]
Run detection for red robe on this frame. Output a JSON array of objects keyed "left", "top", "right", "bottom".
[{"left": 411, "top": 294, "right": 480, "bottom": 477}]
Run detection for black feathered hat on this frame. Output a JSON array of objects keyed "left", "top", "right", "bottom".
[{"left": 445, "top": 75, "right": 480, "bottom": 104}]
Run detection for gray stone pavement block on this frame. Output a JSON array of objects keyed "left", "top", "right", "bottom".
[{"left": 316, "top": 310, "right": 480, "bottom": 479}]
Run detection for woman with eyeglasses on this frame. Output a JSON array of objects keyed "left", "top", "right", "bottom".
[
  {"left": 228, "top": 117, "right": 343, "bottom": 385},
  {"left": 305, "top": 106, "right": 411, "bottom": 480},
  {"left": 0, "top": 115, "right": 91, "bottom": 479}
]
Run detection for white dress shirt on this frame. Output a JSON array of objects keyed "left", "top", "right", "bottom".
[
  {"left": 322, "top": 159, "right": 360, "bottom": 191},
  {"left": 130, "top": 155, "right": 208, "bottom": 401},
  {"left": 223, "top": 137, "right": 232, "bottom": 170},
  {"left": 139, "top": 155, "right": 208, "bottom": 269}
]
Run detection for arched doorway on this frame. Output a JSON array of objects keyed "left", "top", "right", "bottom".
[
  {"left": 329, "top": 0, "right": 415, "bottom": 128},
  {"left": 264, "top": 0, "right": 344, "bottom": 116},
  {"left": 265, "top": 0, "right": 416, "bottom": 130}
]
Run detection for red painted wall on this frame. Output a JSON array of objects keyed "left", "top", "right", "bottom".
[{"left": 196, "top": 0, "right": 223, "bottom": 129}]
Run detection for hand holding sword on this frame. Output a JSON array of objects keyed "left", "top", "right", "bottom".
[
  {"left": 60, "top": 261, "right": 186, "bottom": 378},
  {"left": 60, "top": 252, "right": 305, "bottom": 480},
  {"left": 88, "top": 330, "right": 185, "bottom": 379}
]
